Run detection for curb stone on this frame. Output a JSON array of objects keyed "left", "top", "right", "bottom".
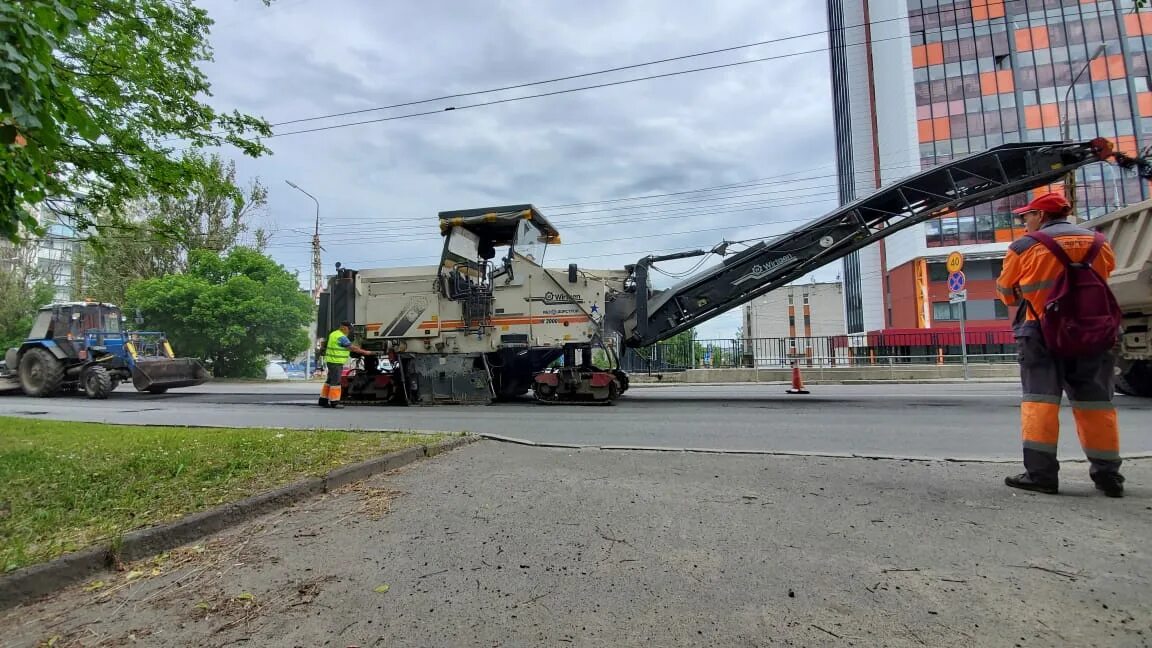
[{"left": 0, "top": 435, "right": 478, "bottom": 611}]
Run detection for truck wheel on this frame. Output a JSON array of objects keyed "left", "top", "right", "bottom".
[
  {"left": 18, "top": 348, "right": 64, "bottom": 397},
  {"left": 82, "top": 366, "right": 113, "bottom": 400},
  {"left": 1116, "top": 359, "right": 1152, "bottom": 398}
]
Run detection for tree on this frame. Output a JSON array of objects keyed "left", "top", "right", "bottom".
[
  {"left": 126, "top": 248, "right": 311, "bottom": 378},
  {"left": 662, "top": 328, "right": 699, "bottom": 369},
  {"left": 74, "top": 154, "right": 271, "bottom": 306},
  {"left": 0, "top": 241, "right": 56, "bottom": 350},
  {"left": 0, "top": 0, "right": 272, "bottom": 242}
]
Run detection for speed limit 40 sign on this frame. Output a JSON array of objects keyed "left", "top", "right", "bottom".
[{"left": 946, "top": 251, "right": 964, "bottom": 273}]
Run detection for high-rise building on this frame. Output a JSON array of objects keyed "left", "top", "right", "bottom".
[{"left": 826, "top": 0, "right": 1151, "bottom": 334}]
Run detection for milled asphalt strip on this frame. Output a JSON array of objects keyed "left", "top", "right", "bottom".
[
  {"left": 0, "top": 436, "right": 478, "bottom": 612},
  {"left": 476, "top": 432, "right": 1152, "bottom": 463}
]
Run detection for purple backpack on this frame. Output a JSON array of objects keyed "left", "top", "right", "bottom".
[{"left": 1026, "top": 230, "right": 1122, "bottom": 358}]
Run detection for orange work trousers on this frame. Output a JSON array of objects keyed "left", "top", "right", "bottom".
[
  {"left": 1017, "top": 332, "right": 1121, "bottom": 484},
  {"left": 320, "top": 363, "right": 343, "bottom": 404}
]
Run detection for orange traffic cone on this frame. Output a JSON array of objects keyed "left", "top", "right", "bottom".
[{"left": 786, "top": 361, "right": 810, "bottom": 395}]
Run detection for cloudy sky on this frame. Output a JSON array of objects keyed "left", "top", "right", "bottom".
[{"left": 195, "top": 0, "right": 842, "bottom": 340}]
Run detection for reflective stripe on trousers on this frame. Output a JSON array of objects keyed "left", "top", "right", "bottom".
[
  {"left": 321, "top": 363, "right": 343, "bottom": 403},
  {"left": 1017, "top": 333, "right": 1121, "bottom": 482}
]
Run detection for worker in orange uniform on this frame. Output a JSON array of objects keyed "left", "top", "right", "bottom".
[
  {"left": 996, "top": 193, "right": 1124, "bottom": 497},
  {"left": 319, "top": 321, "right": 375, "bottom": 409}
]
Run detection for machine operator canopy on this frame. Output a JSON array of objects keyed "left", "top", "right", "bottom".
[{"left": 437, "top": 204, "right": 561, "bottom": 246}]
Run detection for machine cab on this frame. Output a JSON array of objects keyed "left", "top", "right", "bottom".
[
  {"left": 30, "top": 302, "right": 125, "bottom": 346},
  {"left": 436, "top": 204, "right": 561, "bottom": 301}
]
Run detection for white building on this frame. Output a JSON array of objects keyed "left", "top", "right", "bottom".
[
  {"left": 742, "top": 281, "right": 847, "bottom": 367},
  {"left": 0, "top": 205, "right": 81, "bottom": 302}
]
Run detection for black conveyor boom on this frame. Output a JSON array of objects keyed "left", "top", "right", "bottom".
[{"left": 621, "top": 138, "right": 1117, "bottom": 347}]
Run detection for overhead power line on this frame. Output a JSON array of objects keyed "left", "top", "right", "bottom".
[
  {"left": 263, "top": 30, "right": 917, "bottom": 140},
  {"left": 263, "top": 10, "right": 915, "bottom": 129},
  {"left": 247, "top": 3, "right": 1013, "bottom": 135}
]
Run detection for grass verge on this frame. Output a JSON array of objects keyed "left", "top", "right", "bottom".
[{"left": 0, "top": 417, "right": 442, "bottom": 572}]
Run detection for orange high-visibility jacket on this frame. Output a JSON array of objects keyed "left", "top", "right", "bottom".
[{"left": 996, "top": 220, "right": 1115, "bottom": 323}]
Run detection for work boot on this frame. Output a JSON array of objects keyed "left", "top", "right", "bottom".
[
  {"left": 330, "top": 401, "right": 345, "bottom": 409},
  {"left": 318, "top": 397, "right": 329, "bottom": 408},
  {"left": 1093, "top": 473, "right": 1125, "bottom": 498},
  {"left": 1005, "top": 473, "right": 1059, "bottom": 495}
]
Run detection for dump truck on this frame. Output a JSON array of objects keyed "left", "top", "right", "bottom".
[
  {"left": 319, "top": 137, "right": 1145, "bottom": 406},
  {"left": 1, "top": 301, "right": 210, "bottom": 399},
  {"left": 1089, "top": 200, "right": 1152, "bottom": 397}
]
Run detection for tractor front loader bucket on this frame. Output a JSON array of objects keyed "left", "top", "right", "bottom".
[{"left": 131, "top": 358, "right": 211, "bottom": 392}]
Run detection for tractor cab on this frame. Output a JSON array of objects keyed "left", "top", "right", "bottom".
[
  {"left": 29, "top": 302, "right": 126, "bottom": 358},
  {"left": 436, "top": 204, "right": 561, "bottom": 299}
]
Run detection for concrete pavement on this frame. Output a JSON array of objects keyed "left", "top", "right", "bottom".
[
  {"left": 2, "top": 382, "right": 1150, "bottom": 461},
  {"left": 4, "top": 441, "right": 1149, "bottom": 647}
]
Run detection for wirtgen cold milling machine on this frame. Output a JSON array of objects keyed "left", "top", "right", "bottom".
[
  {"left": 319, "top": 138, "right": 1146, "bottom": 406},
  {"left": 318, "top": 205, "right": 631, "bottom": 405}
]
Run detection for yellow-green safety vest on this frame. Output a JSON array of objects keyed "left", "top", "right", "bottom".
[{"left": 324, "top": 329, "right": 351, "bottom": 365}]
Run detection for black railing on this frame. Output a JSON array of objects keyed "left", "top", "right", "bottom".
[{"left": 619, "top": 332, "right": 1018, "bottom": 373}]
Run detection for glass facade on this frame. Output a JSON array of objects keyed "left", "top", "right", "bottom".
[
  {"left": 827, "top": 0, "right": 867, "bottom": 332},
  {"left": 910, "top": 0, "right": 1151, "bottom": 243}
]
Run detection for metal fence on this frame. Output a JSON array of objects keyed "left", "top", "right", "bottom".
[{"left": 619, "top": 331, "right": 1018, "bottom": 373}]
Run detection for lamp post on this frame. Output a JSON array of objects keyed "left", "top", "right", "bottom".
[
  {"left": 1062, "top": 44, "right": 1108, "bottom": 220},
  {"left": 285, "top": 180, "right": 321, "bottom": 380}
]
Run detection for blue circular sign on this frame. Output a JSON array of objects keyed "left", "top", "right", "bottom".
[{"left": 947, "top": 271, "right": 966, "bottom": 292}]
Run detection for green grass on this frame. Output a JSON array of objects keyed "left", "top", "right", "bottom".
[{"left": 0, "top": 417, "right": 442, "bottom": 572}]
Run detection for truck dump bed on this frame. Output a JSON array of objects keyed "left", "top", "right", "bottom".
[{"left": 1090, "top": 199, "right": 1152, "bottom": 314}]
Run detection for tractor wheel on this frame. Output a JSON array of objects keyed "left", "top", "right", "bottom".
[
  {"left": 82, "top": 366, "right": 113, "bottom": 400},
  {"left": 18, "top": 348, "right": 65, "bottom": 398}
]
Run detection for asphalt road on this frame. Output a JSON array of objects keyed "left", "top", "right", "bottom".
[
  {"left": 2, "top": 381, "right": 1150, "bottom": 461},
  {"left": 6, "top": 442, "right": 1149, "bottom": 647}
]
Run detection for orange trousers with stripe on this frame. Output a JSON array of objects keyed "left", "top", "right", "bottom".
[{"left": 1017, "top": 332, "right": 1121, "bottom": 483}]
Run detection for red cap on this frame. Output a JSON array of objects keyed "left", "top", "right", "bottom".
[{"left": 1012, "top": 193, "right": 1070, "bottom": 215}]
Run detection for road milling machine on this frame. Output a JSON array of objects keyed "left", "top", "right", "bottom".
[
  {"left": 318, "top": 205, "right": 631, "bottom": 405},
  {"left": 319, "top": 137, "right": 1149, "bottom": 406}
]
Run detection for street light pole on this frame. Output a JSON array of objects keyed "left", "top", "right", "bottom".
[
  {"left": 286, "top": 180, "right": 321, "bottom": 380},
  {"left": 1062, "top": 44, "right": 1108, "bottom": 220}
]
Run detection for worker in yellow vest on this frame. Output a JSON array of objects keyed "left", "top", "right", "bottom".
[{"left": 319, "top": 321, "right": 375, "bottom": 409}]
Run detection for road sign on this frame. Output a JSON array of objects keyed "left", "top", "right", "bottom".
[
  {"left": 949, "top": 290, "right": 968, "bottom": 304},
  {"left": 947, "top": 271, "right": 966, "bottom": 292},
  {"left": 946, "top": 251, "right": 965, "bottom": 273}
]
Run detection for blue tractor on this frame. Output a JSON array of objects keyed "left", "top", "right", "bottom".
[{"left": 1, "top": 302, "right": 210, "bottom": 399}]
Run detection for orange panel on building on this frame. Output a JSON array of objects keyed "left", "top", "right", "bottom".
[
  {"left": 932, "top": 116, "right": 950, "bottom": 139},
  {"left": 980, "top": 69, "right": 1013, "bottom": 95},
  {"left": 887, "top": 261, "right": 921, "bottom": 329},
  {"left": 1015, "top": 26, "right": 1050, "bottom": 51},
  {"left": 1024, "top": 104, "right": 1060, "bottom": 129},
  {"left": 912, "top": 44, "right": 926, "bottom": 68},
  {"left": 925, "top": 42, "right": 944, "bottom": 66},
  {"left": 1139, "top": 92, "right": 1152, "bottom": 117},
  {"left": 1124, "top": 12, "right": 1152, "bottom": 36},
  {"left": 971, "top": 0, "right": 1005, "bottom": 20},
  {"left": 1090, "top": 54, "right": 1127, "bottom": 81},
  {"left": 918, "top": 119, "right": 933, "bottom": 142}
]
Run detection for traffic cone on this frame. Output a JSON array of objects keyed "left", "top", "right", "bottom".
[{"left": 786, "top": 361, "right": 810, "bottom": 395}]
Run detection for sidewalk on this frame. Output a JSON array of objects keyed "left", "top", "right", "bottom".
[{"left": 4, "top": 442, "right": 1149, "bottom": 647}]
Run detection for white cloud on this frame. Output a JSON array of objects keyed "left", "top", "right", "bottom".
[{"left": 195, "top": 0, "right": 842, "bottom": 341}]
